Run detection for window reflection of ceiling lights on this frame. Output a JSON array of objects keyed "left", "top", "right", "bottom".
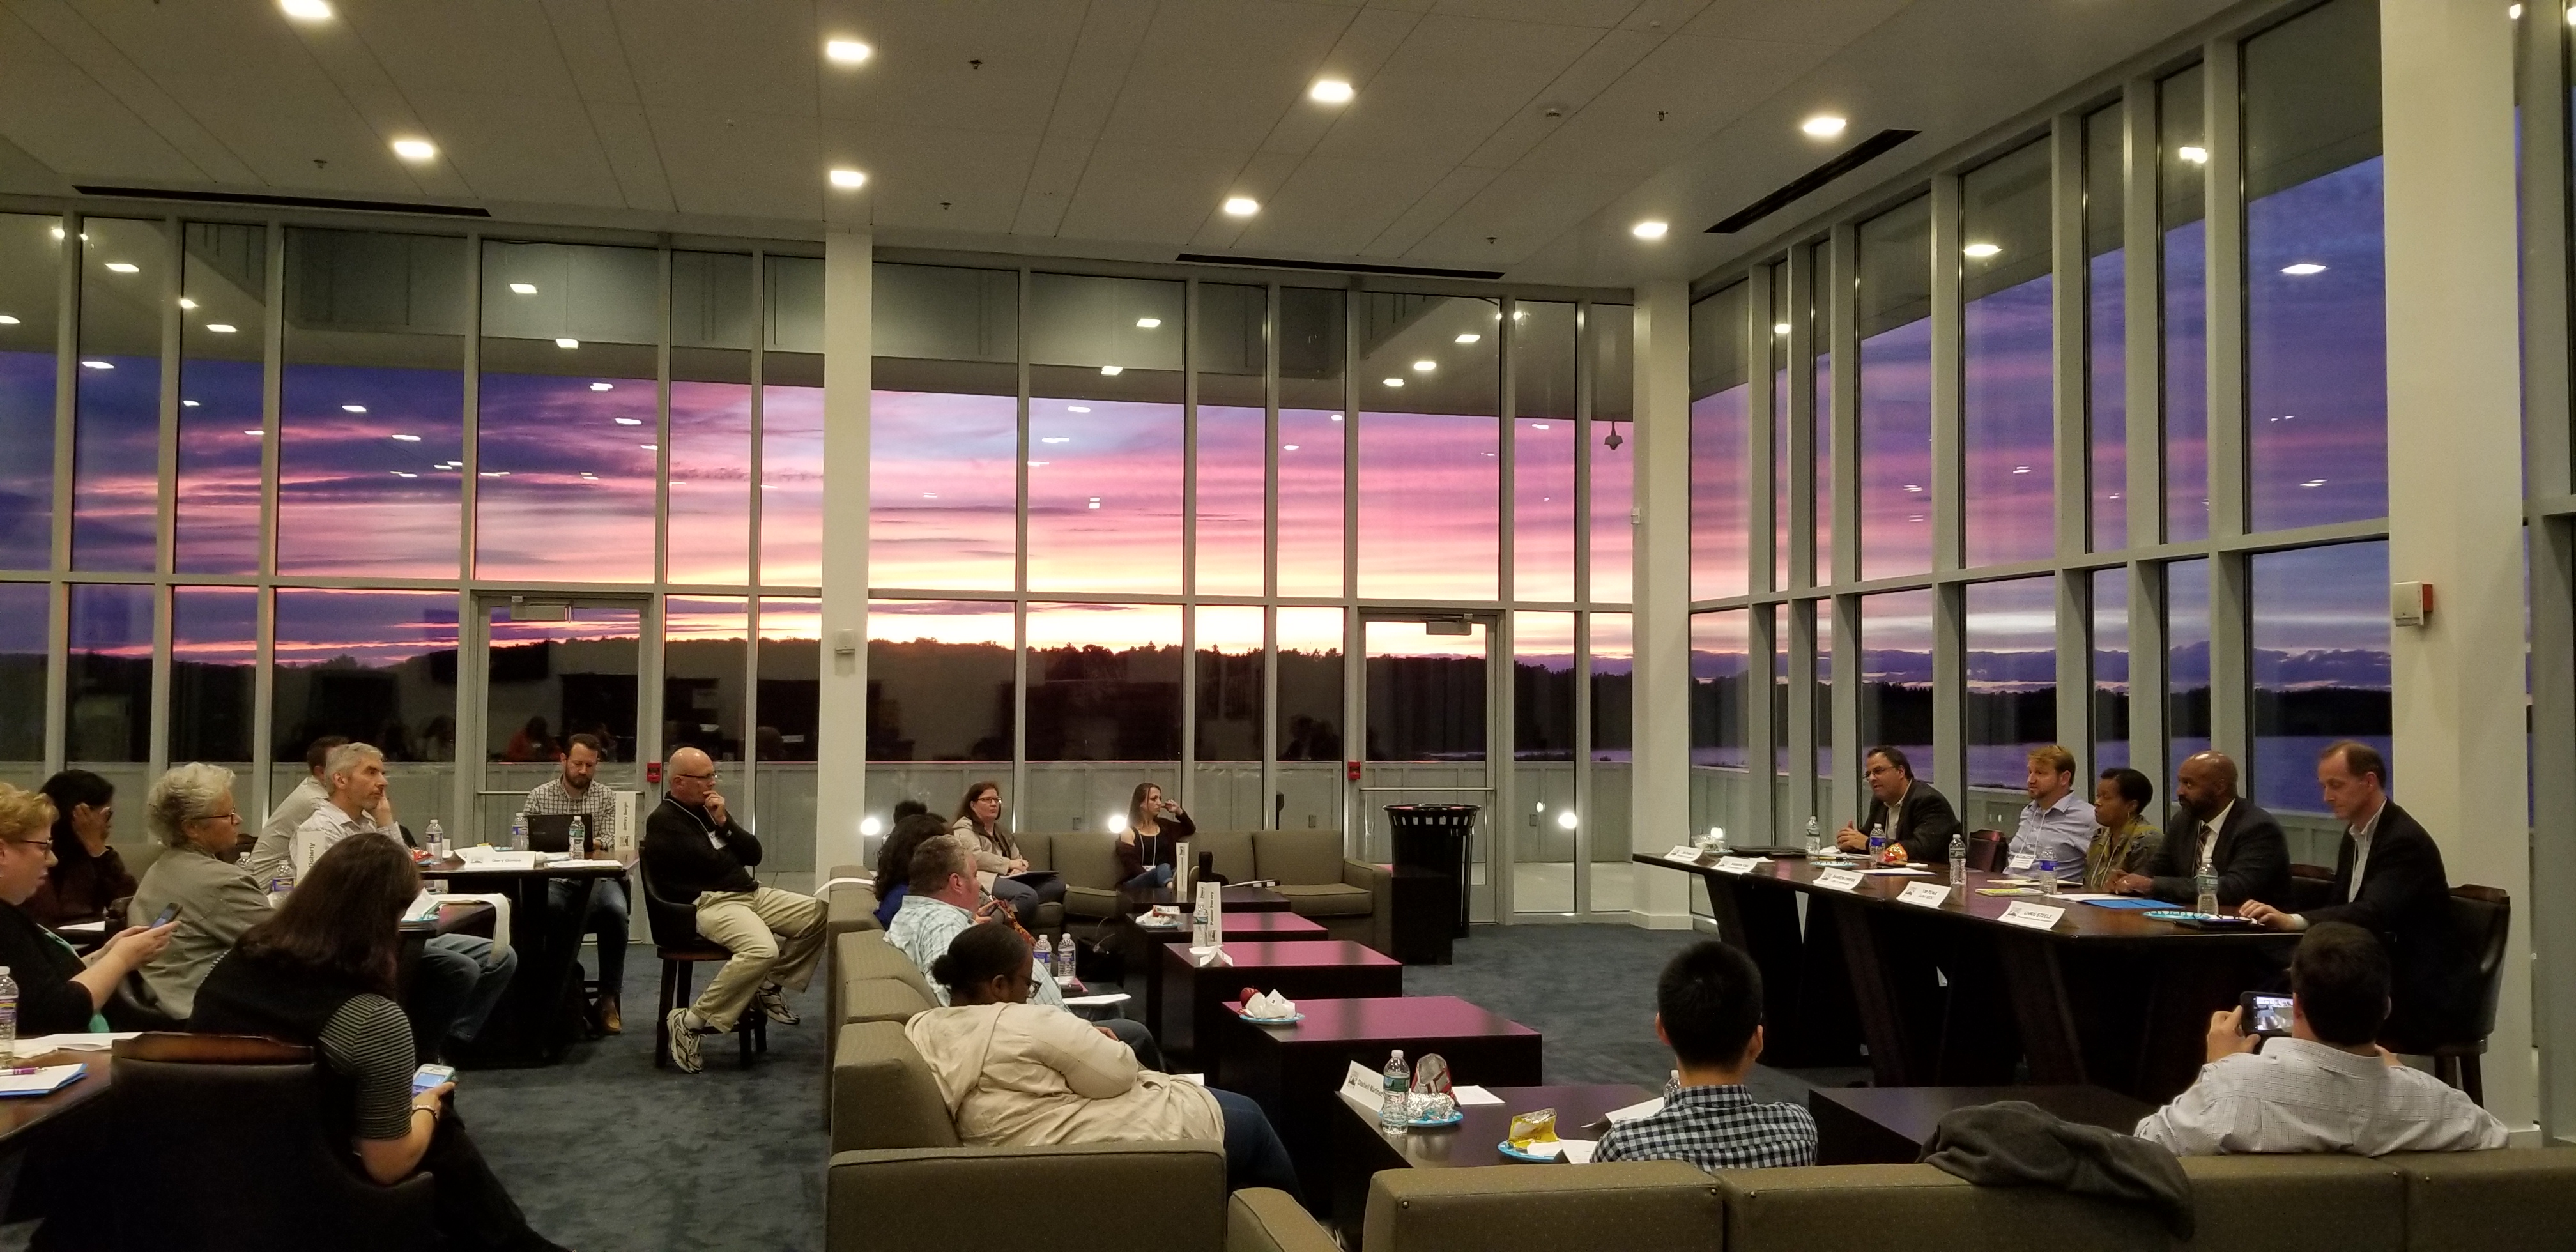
[
  {"left": 1042, "top": 437, "right": 1071, "bottom": 444},
  {"left": 1383, "top": 378, "right": 1404, "bottom": 387},
  {"left": 1135, "top": 318, "right": 1160, "bottom": 328},
  {"left": 178, "top": 298, "right": 197, "bottom": 310},
  {"left": 1100, "top": 365, "right": 1123, "bottom": 376},
  {"left": 0, "top": 315, "right": 19, "bottom": 324},
  {"left": 556, "top": 338, "right": 579, "bottom": 349},
  {"left": 510, "top": 283, "right": 538, "bottom": 295},
  {"left": 1068, "top": 406, "right": 1091, "bottom": 413},
  {"left": 105, "top": 262, "right": 139, "bottom": 273},
  {"left": 825, "top": 39, "right": 871, "bottom": 63},
  {"left": 1962, "top": 242, "right": 2000, "bottom": 259},
  {"left": 2280, "top": 263, "right": 2326, "bottom": 276},
  {"left": 615, "top": 417, "right": 643, "bottom": 426},
  {"left": 391, "top": 471, "right": 417, "bottom": 478},
  {"left": 206, "top": 324, "right": 238, "bottom": 333},
  {"left": 80, "top": 360, "right": 112, "bottom": 369},
  {"left": 343, "top": 404, "right": 367, "bottom": 413},
  {"left": 390, "top": 434, "right": 421, "bottom": 443},
  {"left": 590, "top": 382, "right": 613, "bottom": 391},
  {"left": 1412, "top": 360, "right": 1435, "bottom": 372},
  {"left": 640, "top": 443, "right": 658, "bottom": 451},
  {"left": 2177, "top": 146, "right": 2209, "bottom": 164},
  {"left": 1455, "top": 333, "right": 1479, "bottom": 344},
  {"left": 1283, "top": 444, "right": 1300, "bottom": 451}
]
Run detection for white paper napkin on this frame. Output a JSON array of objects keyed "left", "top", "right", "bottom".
[{"left": 1244, "top": 989, "right": 1296, "bottom": 1019}]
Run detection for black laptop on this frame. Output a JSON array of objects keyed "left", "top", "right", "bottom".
[{"left": 524, "top": 813, "right": 577, "bottom": 853}]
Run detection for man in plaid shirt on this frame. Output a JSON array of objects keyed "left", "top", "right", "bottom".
[
  {"left": 523, "top": 733, "right": 631, "bottom": 1034},
  {"left": 1593, "top": 940, "right": 1816, "bottom": 1170}
]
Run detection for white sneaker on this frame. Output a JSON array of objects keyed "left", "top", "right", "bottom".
[
  {"left": 665, "top": 1008, "right": 707, "bottom": 1073},
  {"left": 755, "top": 983, "right": 800, "bottom": 1025}
]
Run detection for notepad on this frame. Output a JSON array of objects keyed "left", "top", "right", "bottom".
[
  {"left": 1604, "top": 1096, "right": 1666, "bottom": 1124},
  {"left": 1063, "top": 992, "right": 1133, "bottom": 1007},
  {"left": 0, "top": 1064, "right": 86, "bottom": 1097},
  {"left": 1453, "top": 1085, "right": 1505, "bottom": 1106}
]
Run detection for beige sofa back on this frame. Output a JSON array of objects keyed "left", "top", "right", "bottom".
[
  {"left": 1251, "top": 829, "right": 1344, "bottom": 885},
  {"left": 1365, "top": 1162, "right": 1722, "bottom": 1252},
  {"left": 831, "top": 1020, "right": 961, "bottom": 1151}
]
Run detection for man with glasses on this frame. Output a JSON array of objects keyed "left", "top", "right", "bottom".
[
  {"left": 641, "top": 746, "right": 825, "bottom": 1074},
  {"left": 1837, "top": 746, "right": 1961, "bottom": 864},
  {"left": 524, "top": 733, "right": 631, "bottom": 1034}
]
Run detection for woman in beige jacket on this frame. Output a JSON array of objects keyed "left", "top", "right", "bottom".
[
  {"left": 905, "top": 924, "right": 1302, "bottom": 1199},
  {"left": 949, "top": 780, "right": 1066, "bottom": 927}
]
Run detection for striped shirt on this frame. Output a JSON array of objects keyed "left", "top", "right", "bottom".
[
  {"left": 2133, "top": 1036, "right": 2508, "bottom": 1156},
  {"left": 1592, "top": 1081, "right": 1816, "bottom": 1171},
  {"left": 318, "top": 992, "right": 420, "bottom": 1141}
]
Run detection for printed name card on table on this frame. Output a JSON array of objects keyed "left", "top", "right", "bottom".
[
  {"left": 1713, "top": 856, "right": 1762, "bottom": 875},
  {"left": 1896, "top": 882, "right": 1952, "bottom": 908},
  {"left": 1813, "top": 867, "right": 1866, "bottom": 892},
  {"left": 1998, "top": 901, "right": 2067, "bottom": 931},
  {"left": 2006, "top": 853, "right": 2037, "bottom": 871},
  {"left": 1664, "top": 846, "right": 1705, "bottom": 863}
]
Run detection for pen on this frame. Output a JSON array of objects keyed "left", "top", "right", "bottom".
[{"left": 1, "top": 1067, "right": 49, "bottom": 1076}]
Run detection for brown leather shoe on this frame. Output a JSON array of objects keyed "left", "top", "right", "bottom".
[{"left": 597, "top": 994, "right": 622, "bottom": 1035}]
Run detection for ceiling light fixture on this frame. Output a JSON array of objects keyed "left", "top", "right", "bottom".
[
  {"left": 829, "top": 167, "right": 868, "bottom": 189},
  {"left": 555, "top": 338, "right": 579, "bottom": 349},
  {"left": 279, "top": 0, "right": 332, "bottom": 19},
  {"left": 1455, "top": 333, "right": 1480, "bottom": 344},
  {"left": 825, "top": 39, "right": 872, "bottom": 64},
  {"left": 80, "top": 360, "right": 111, "bottom": 370},
  {"left": 1100, "top": 365, "right": 1123, "bottom": 376},
  {"left": 1412, "top": 360, "right": 1435, "bottom": 372},
  {"left": 640, "top": 443, "right": 659, "bottom": 451},
  {"left": 2177, "top": 145, "right": 2209, "bottom": 164},
  {"left": 1068, "top": 406, "right": 1091, "bottom": 413},
  {"left": 1773, "top": 322, "right": 1792, "bottom": 335},
  {"left": 2281, "top": 262, "right": 2327, "bottom": 275},
  {"left": 615, "top": 417, "right": 642, "bottom": 426},
  {"left": 105, "top": 262, "right": 138, "bottom": 273},
  {"left": 1309, "top": 79, "right": 1354, "bottom": 104},
  {"left": 1630, "top": 220, "right": 1668, "bottom": 239},
  {"left": 1383, "top": 378, "right": 1404, "bottom": 387},
  {"left": 509, "top": 282, "right": 537, "bottom": 295},
  {"left": 1135, "top": 317, "right": 1161, "bottom": 328},
  {"left": 590, "top": 382, "right": 613, "bottom": 391},
  {"left": 206, "top": 323, "right": 238, "bottom": 333},
  {"left": 1801, "top": 114, "right": 1847, "bottom": 138},
  {"left": 0, "top": 315, "right": 17, "bottom": 325},
  {"left": 390, "top": 434, "right": 422, "bottom": 443},
  {"left": 181, "top": 400, "right": 199, "bottom": 407},
  {"left": 342, "top": 404, "right": 367, "bottom": 413},
  {"left": 178, "top": 298, "right": 197, "bottom": 310},
  {"left": 391, "top": 139, "right": 437, "bottom": 162},
  {"left": 1222, "top": 196, "right": 1259, "bottom": 217},
  {"left": 1962, "top": 242, "right": 2002, "bottom": 259}
]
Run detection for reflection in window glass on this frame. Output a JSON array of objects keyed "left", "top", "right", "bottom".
[
  {"left": 867, "top": 600, "right": 1013, "bottom": 761},
  {"left": 872, "top": 264, "right": 1018, "bottom": 592},
  {"left": 0, "top": 583, "right": 46, "bottom": 763},
  {"left": 2252, "top": 542, "right": 2389, "bottom": 812},
  {"left": 2166, "top": 558, "right": 2212, "bottom": 768},
  {"left": 669, "top": 252, "right": 753, "bottom": 586},
  {"left": 1027, "top": 602, "right": 1180, "bottom": 761},
  {"left": 2244, "top": 0, "right": 2386, "bottom": 531},
  {"left": 1514, "top": 612, "right": 1575, "bottom": 762},
  {"left": 1591, "top": 305, "right": 1634, "bottom": 605},
  {"left": 2092, "top": 570, "right": 2130, "bottom": 772},
  {"left": 74, "top": 219, "right": 165, "bottom": 572},
  {"left": 1768, "top": 604, "right": 1789, "bottom": 778},
  {"left": 1195, "top": 606, "right": 1264, "bottom": 761},
  {"left": 1690, "top": 286, "right": 1749, "bottom": 602},
  {"left": 1513, "top": 611, "right": 1574, "bottom": 912},
  {"left": 2161, "top": 66, "right": 2209, "bottom": 542},
  {"left": 178, "top": 223, "right": 267, "bottom": 574},
  {"left": 1514, "top": 302, "right": 1576, "bottom": 603},
  {"left": 280, "top": 230, "right": 467, "bottom": 578},
  {"left": 761, "top": 256, "right": 826, "bottom": 584},
  {"left": 1859, "top": 200, "right": 1933, "bottom": 579},
  {"left": 66, "top": 583, "right": 151, "bottom": 762},
  {"left": 172, "top": 587, "right": 257, "bottom": 764},
  {"left": 1690, "top": 609, "right": 1749, "bottom": 770},
  {"left": 1768, "top": 266, "right": 1790, "bottom": 590},
  {"left": 1859, "top": 590, "right": 1935, "bottom": 783},
  {"left": 485, "top": 604, "right": 641, "bottom": 763},
  {"left": 1361, "top": 293, "right": 1497, "bottom": 600},
  {"left": 664, "top": 596, "right": 746, "bottom": 761},
  {"left": 271, "top": 589, "right": 459, "bottom": 761},
  {"left": 1367, "top": 618, "right": 1485, "bottom": 762},
  {"left": 1197, "top": 284, "right": 1267, "bottom": 597},
  {"left": 1276, "top": 607, "right": 1344, "bottom": 761},
  {"left": 1591, "top": 612, "right": 1632, "bottom": 763},
  {"left": 1031, "top": 273, "right": 1185, "bottom": 595},
  {"left": 1279, "top": 289, "right": 1346, "bottom": 598},
  {"left": 756, "top": 597, "right": 820, "bottom": 763},
  {"left": 0, "top": 215, "right": 58, "bottom": 561},
  {"left": 1965, "top": 577, "right": 2056, "bottom": 788},
  {"left": 1963, "top": 143, "right": 2055, "bottom": 567},
  {"left": 2085, "top": 106, "right": 2128, "bottom": 551},
  {"left": 1807, "top": 245, "right": 1834, "bottom": 585},
  {"left": 1811, "top": 600, "right": 1834, "bottom": 797}
]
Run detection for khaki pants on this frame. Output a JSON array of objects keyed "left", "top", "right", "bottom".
[{"left": 690, "top": 886, "right": 826, "bottom": 1031}]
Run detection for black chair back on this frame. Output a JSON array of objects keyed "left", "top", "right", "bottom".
[
  {"left": 1965, "top": 830, "right": 2007, "bottom": 873},
  {"left": 107, "top": 1033, "right": 436, "bottom": 1251},
  {"left": 2287, "top": 863, "right": 2339, "bottom": 913},
  {"left": 633, "top": 855, "right": 709, "bottom": 949},
  {"left": 2451, "top": 885, "right": 2511, "bottom": 1043}
]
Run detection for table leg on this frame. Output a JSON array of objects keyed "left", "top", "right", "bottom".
[
  {"left": 1826, "top": 896, "right": 1915, "bottom": 1086},
  {"left": 1994, "top": 932, "right": 2086, "bottom": 1085}
]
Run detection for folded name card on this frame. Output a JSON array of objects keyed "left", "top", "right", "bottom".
[
  {"left": 1713, "top": 856, "right": 1762, "bottom": 874},
  {"left": 2007, "top": 853, "right": 2037, "bottom": 871},
  {"left": 1813, "top": 868, "right": 1865, "bottom": 892},
  {"left": 1998, "top": 901, "right": 2067, "bottom": 931},
  {"left": 1897, "top": 882, "right": 1952, "bottom": 908},
  {"left": 1664, "top": 846, "right": 1705, "bottom": 863}
]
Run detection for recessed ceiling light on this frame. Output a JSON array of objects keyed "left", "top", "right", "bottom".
[
  {"left": 1802, "top": 114, "right": 1847, "bottom": 138},
  {"left": 1412, "top": 360, "right": 1436, "bottom": 372},
  {"left": 279, "top": 0, "right": 332, "bottom": 19},
  {"left": 509, "top": 282, "right": 537, "bottom": 295},
  {"left": 2301, "top": 478, "right": 2327, "bottom": 487},
  {"left": 615, "top": 417, "right": 643, "bottom": 425},
  {"left": 392, "top": 434, "right": 424, "bottom": 443},
  {"left": 1383, "top": 378, "right": 1404, "bottom": 387},
  {"left": 390, "top": 139, "right": 437, "bottom": 162},
  {"left": 1309, "top": 79, "right": 1354, "bottom": 104},
  {"left": 0, "top": 316, "right": 17, "bottom": 325},
  {"left": 555, "top": 338, "right": 579, "bottom": 349},
  {"left": 1100, "top": 365, "right": 1123, "bottom": 376},
  {"left": 1962, "top": 242, "right": 2002, "bottom": 259},
  {"left": 1773, "top": 322, "right": 1792, "bottom": 335},
  {"left": 590, "top": 382, "right": 613, "bottom": 391},
  {"left": 1222, "top": 196, "right": 1259, "bottom": 217},
  {"left": 1630, "top": 220, "right": 1668, "bottom": 240},
  {"left": 1135, "top": 317, "right": 1161, "bottom": 328},
  {"left": 1068, "top": 406, "right": 1091, "bottom": 413},
  {"left": 2281, "top": 262, "right": 2326, "bottom": 275},
  {"left": 825, "top": 39, "right": 872, "bottom": 64},
  {"left": 181, "top": 400, "right": 199, "bottom": 407},
  {"left": 1283, "top": 444, "right": 1300, "bottom": 451},
  {"left": 105, "top": 262, "right": 139, "bottom": 273},
  {"left": 245, "top": 430, "right": 268, "bottom": 437},
  {"left": 80, "top": 360, "right": 112, "bottom": 370},
  {"left": 2508, "top": 3, "right": 2522, "bottom": 16},
  {"left": 2177, "top": 145, "right": 2209, "bottom": 164},
  {"left": 178, "top": 298, "right": 197, "bottom": 310},
  {"left": 1455, "top": 333, "right": 1480, "bottom": 344},
  {"left": 206, "top": 323, "right": 238, "bottom": 333},
  {"left": 640, "top": 443, "right": 658, "bottom": 451},
  {"left": 343, "top": 404, "right": 367, "bottom": 414},
  {"left": 1041, "top": 436, "right": 1071, "bottom": 444},
  {"left": 390, "top": 471, "right": 417, "bottom": 478},
  {"left": 829, "top": 168, "right": 868, "bottom": 189}
]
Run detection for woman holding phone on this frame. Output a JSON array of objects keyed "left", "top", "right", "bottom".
[
  {"left": 950, "top": 781, "right": 1064, "bottom": 926},
  {"left": 0, "top": 782, "right": 174, "bottom": 1034},
  {"left": 1116, "top": 782, "right": 1195, "bottom": 890}
]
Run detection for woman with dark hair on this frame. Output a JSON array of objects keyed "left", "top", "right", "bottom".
[
  {"left": 1115, "top": 781, "right": 1193, "bottom": 890},
  {"left": 27, "top": 768, "right": 135, "bottom": 928},
  {"left": 949, "top": 781, "right": 1063, "bottom": 926},
  {"left": 872, "top": 812, "right": 954, "bottom": 928},
  {"left": 908, "top": 924, "right": 1303, "bottom": 1201},
  {"left": 190, "top": 836, "right": 567, "bottom": 1252},
  {"left": 2085, "top": 767, "right": 2163, "bottom": 893}
]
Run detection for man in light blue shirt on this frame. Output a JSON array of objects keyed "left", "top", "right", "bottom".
[{"left": 2007, "top": 745, "right": 2096, "bottom": 882}]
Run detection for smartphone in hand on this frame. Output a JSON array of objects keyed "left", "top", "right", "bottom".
[
  {"left": 2239, "top": 991, "right": 2294, "bottom": 1039},
  {"left": 150, "top": 903, "right": 180, "bottom": 928},
  {"left": 411, "top": 1064, "right": 457, "bottom": 1096}
]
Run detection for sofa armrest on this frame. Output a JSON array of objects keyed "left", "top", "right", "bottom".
[
  {"left": 1366, "top": 1161, "right": 1724, "bottom": 1252},
  {"left": 830, "top": 1143, "right": 1226, "bottom": 1252},
  {"left": 1342, "top": 859, "right": 1392, "bottom": 953},
  {"left": 1341, "top": 858, "right": 1390, "bottom": 895},
  {"left": 1227, "top": 1189, "right": 1333, "bottom": 1252}
]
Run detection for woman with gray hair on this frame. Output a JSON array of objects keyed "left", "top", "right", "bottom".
[{"left": 127, "top": 763, "right": 273, "bottom": 1019}]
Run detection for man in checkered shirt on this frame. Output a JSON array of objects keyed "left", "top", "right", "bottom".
[
  {"left": 523, "top": 732, "right": 631, "bottom": 1034},
  {"left": 1593, "top": 940, "right": 1816, "bottom": 1170}
]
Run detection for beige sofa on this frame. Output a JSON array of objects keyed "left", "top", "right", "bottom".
[{"left": 1041, "top": 828, "right": 1392, "bottom": 951}]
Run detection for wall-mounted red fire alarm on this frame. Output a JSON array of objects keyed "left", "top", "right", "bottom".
[
  {"left": 1346, "top": 760, "right": 1362, "bottom": 782},
  {"left": 645, "top": 761, "right": 663, "bottom": 784}
]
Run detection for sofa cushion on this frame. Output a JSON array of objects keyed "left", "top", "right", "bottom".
[
  {"left": 2179, "top": 1152, "right": 2404, "bottom": 1252},
  {"left": 1365, "top": 1161, "right": 1722, "bottom": 1252},
  {"left": 841, "top": 975, "right": 932, "bottom": 1027},
  {"left": 1254, "top": 829, "right": 1345, "bottom": 887},
  {"left": 839, "top": 929, "right": 937, "bottom": 1005},
  {"left": 1720, "top": 1163, "right": 2167, "bottom": 1252},
  {"left": 827, "top": 882, "right": 882, "bottom": 935},
  {"left": 1276, "top": 882, "right": 1374, "bottom": 917},
  {"left": 831, "top": 1020, "right": 961, "bottom": 1151},
  {"left": 1047, "top": 832, "right": 1126, "bottom": 892},
  {"left": 2395, "top": 1148, "right": 2576, "bottom": 1252},
  {"left": 1193, "top": 832, "right": 1256, "bottom": 883}
]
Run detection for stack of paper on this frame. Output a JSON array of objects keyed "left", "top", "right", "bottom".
[{"left": 0, "top": 1064, "right": 87, "bottom": 1097}]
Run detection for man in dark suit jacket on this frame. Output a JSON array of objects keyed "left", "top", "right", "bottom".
[
  {"left": 1835, "top": 746, "right": 1961, "bottom": 862},
  {"left": 2241, "top": 741, "right": 2461, "bottom": 1042},
  {"left": 2112, "top": 751, "right": 2291, "bottom": 910}
]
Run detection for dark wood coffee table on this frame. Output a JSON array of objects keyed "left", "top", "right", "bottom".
[
  {"left": 0, "top": 1050, "right": 112, "bottom": 1152},
  {"left": 1808, "top": 1083, "right": 2159, "bottom": 1164},
  {"left": 1161, "top": 940, "right": 1402, "bottom": 1067},
  {"left": 1220, "top": 995, "right": 1543, "bottom": 1210},
  {"left": 1134, "top": 912, "right": 1330, "bottom": 1036},
  {"left": 1120, "top": 882, "right": 1293, "bottom": 915},
  {"left": 1328, "top": 1081, "right": 1650, "bottom": 1241}
]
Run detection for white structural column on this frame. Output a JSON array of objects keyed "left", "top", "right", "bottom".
[
  {"left": 2379, "top": 1, "right": 2533, "bottom": 1131},
  {"left": 1630, "top": 281, "right": 1690, "bottom": 927},
  {"left": 815, "top": 231, "right": 874, "bottom": 876}
]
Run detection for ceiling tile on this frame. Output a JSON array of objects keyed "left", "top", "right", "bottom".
[
  {"left": 413, "top": 96, "right": 625, "bottom": 208},
  {"left": 1053, "top": 141, "right": 1247, "bottom": 245},
  {"left": 609, "top": 0, "right": 816, "bottom": 117},
  {"left": 815, "top": 0, "right": 1087, "bottom": 135},
  {"left": 843, "top": 123, "right": 1040, "bottom": 236},
  {"left": 1307, "top": 13, "right": 1601, "bottom": 167},
  {"left": 1674, "top": 0, "right": 1913, "bottom": 47},
  {"left": 1236, "top": 155, "right": 1453, "bottom": 257},
  {"left": 1098, "top": 1, "right": 1355, "bottom": 151},
  {"left": 645, "top": 107, "right": 819, "bottom": 220}
]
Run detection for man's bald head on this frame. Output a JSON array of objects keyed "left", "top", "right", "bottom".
[
  {"left": 666, "top": 746, "right": 719, "bottom": 807},
  {"left": 2175, "top": 751, "right": 2239, "bottom": 820}
]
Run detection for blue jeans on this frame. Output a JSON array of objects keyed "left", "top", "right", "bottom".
[
  {"left": 551, "top": 877, "right": 629, "bottom": 995},
  {"left": 1122, "top": 864, "right": 1174, "bottom": 890},
  {"left": 1210, "top": 1088, "right": 1301, "bottom": 1200},
  {"left": 411, "top": 934, "right": 518, "bottom": 1058}
]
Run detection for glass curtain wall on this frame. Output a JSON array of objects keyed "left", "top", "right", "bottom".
[{"left": 1858, "top": 199, "right": 1933, "bottom": 578}]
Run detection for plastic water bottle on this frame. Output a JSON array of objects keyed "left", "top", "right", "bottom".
[
  {"left": 510, "top": 813, "right": 528, "bottom": 852},
  {"left": 1055, "top": 933, "right": 1077, "bottom": 981},
  {"left": 1867, "top": 823, "right": 1887, "bottom": 862},
  {"left": 569, "top": 814, "right": 589, "bottom": 857},
  {"left": 424, "top": 818, "right": 445, "bottom": 858},
  {"left": 0, "top": 966, "right": 16, "bottom": 1062},
  {"left": 1379, "top": 1050, "right": 1411, "bottom": 1131},
  {"left": 1805, "top": 816, "right": 1822, "bottom": 857},
  {"left": 2037, "top": 859, "right": 2059, "bottom": 896},
  {"left": 266, "top": 876, "right": 291, "bottom": 906},
  {"left": 2195, "top": 869, "right": 2220, "bottom": 917},
  {"left": 1949, "top": 832, "right": 1967, "bottom": 887}
]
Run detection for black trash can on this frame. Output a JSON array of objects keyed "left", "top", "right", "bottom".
[{"left": 1385, "top": 804, "right": 1478, "bottom": 961}]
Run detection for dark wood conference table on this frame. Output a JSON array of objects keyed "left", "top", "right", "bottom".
[
  {"left": 1329, "top": 1081, "right": 1643, "bottom": 1244},
  {"left": 1638, "top": 851, "right": 2295, "bottom": 1101},
  {"left": 1131, "top": 911, "right": 1330, "bottom": 1039},
  {"left": 1160, "top": 940, "right": 1402, "bottom": 1067},
  {"left": 420, "top": 851, "right": 631, "bottom": 1067},
  {"left": 0, "top": 1050, "right": 111, "bottom": 1154}
]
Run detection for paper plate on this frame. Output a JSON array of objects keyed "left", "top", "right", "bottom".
[
  {"left": 1237, "top": 1011, "right": 1304, "bottom": 1024},
  {"left": 1404, "top": 1109, "right": 1465, "bottom": 1127},
  {"left": 1496, "top": 1140, "right": 1562, "bottom": 1163}
]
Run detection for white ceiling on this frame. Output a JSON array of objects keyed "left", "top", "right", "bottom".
[{"left": 0, "top": 0, "right": 2239, "bottom": 288}]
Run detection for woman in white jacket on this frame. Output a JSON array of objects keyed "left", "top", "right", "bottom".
[{"left": 905, "top": 923, "right": 1303, "bottom": 1200}]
